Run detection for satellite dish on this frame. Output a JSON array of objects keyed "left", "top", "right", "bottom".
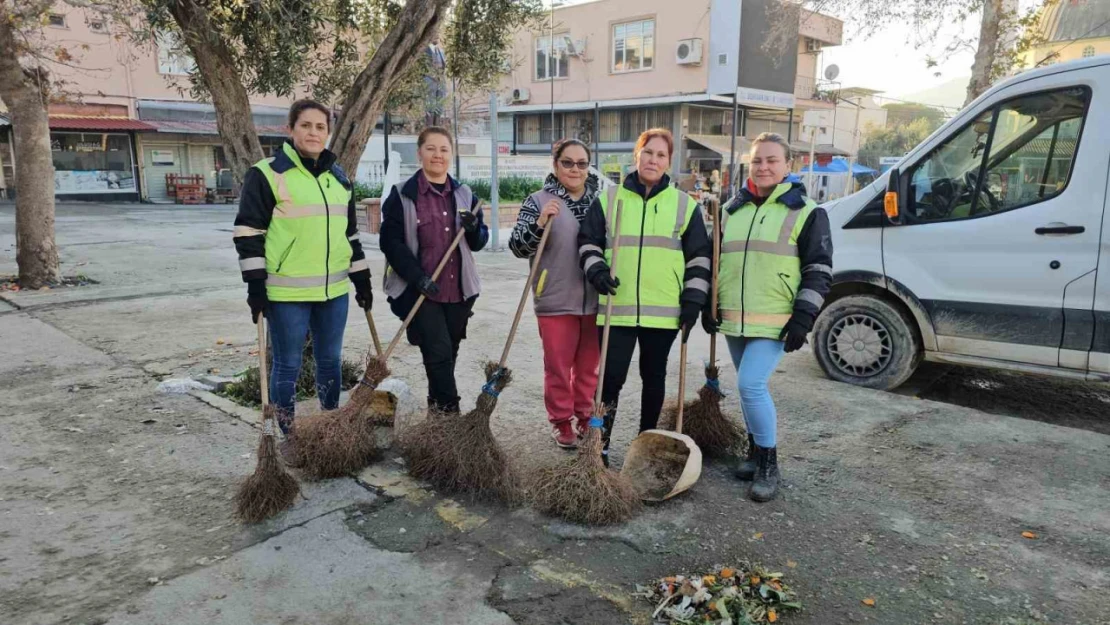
[{"left": 824, "top": 64, "right": 840, "bottom": 81}]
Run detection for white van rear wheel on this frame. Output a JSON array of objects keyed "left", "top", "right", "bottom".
[{"left": 813, "top": 295, "right": 920, "bottom": 391}]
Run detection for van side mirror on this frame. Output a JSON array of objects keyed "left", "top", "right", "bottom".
[{"left": 884, "top": 168, "right": 903, "bottom": 225}]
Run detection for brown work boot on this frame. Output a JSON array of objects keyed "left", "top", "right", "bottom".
[{"left": 551, "top": 421, "right": 578, "bottom": 449}]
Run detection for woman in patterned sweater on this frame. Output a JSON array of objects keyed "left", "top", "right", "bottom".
[{"left": 510, "top": 140, "right": 602, "bottom": 448}]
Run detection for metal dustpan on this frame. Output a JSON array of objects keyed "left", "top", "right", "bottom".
[{"left": 621, "top": 340, "right": 703, "bottom": 501}]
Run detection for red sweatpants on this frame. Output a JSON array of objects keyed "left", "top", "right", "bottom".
[{"left": 536, "top": 314, "right": 600, "bottom": 425}]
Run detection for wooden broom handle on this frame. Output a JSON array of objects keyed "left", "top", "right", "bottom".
[
  {"left": 256, "top": 316, "right": 270, "bottom": 409},
  {"left": 383, "top": 202, "right": 484, "bottom": 361},
  {"left": 593, "top": 199, "right": 624, "bottom": 410},
  {"left": 709, "top": 201, "right": 721, "bottom": 364},
  {"left": 364, "top": 310, "right": 382, "bottom": 357},
  {"left": 675, "top": 340, "right": 688, "bottom": 434},
  {"left": 498, "top": 222, "right": 552, "bottom": 368}
]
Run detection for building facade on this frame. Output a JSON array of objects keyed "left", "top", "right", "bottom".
[
  {"left": 2, "top": 6, "right": 302, "bottom": 202},
  {"left": 496, "top": 0, "right": 846, "bottom": 187},
  {"left": 1022, "top": 0, "right": 1110, "bottom": 69}
]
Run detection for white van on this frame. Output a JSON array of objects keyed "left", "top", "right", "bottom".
[{"left": 814, "top": 56, "right": 1110, "bottom": 390}]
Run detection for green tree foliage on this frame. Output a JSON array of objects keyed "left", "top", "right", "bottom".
[{"left": 857, "top": 118, "right": 942, "bottom": 169}]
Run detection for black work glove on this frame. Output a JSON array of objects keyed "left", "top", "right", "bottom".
[
  {"left": 247, "top": 279, "right": 268, "bottom": 324},
  {"left": 779, "top": 315, "right": 810, "bottom": 353},
  {"left": 417, "top": 275, "right": 440, "bottom": 299},
  {"left": 679, "top": 302, "right": 701, "bottom": 342},
  {"left": 586, "top": 263, "right": 620, "bottom": 296},
  {"left": 351, "top": 274, "right": 373, "bottom": 310},
  {"left": 701, "top": 307, "right": 721, "bottom": 335},
  {"left": 459, "top": 210, "right": 478, "bottom": 234}
]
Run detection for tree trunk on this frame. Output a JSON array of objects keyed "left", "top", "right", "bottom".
[
  {"left": 965, "top": 0, "right": 1005, "bottom": 106},
  {"left": 0, "top": 15, "right": 61, "bottom": 288},
  {"left": 167, "top": 0, "right": 264, "bottom": 181},
  {"left": 330, "top": 0, "right": 452, "bottom": 176}
]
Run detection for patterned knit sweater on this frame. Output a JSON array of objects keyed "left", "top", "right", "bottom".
[{"left": 509, "top": 172, "right": 600, "bottom": 259}]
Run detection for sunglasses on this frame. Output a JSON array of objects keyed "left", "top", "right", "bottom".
[{"left": 558, "top": 159, "right": 591, "bottom": 171}]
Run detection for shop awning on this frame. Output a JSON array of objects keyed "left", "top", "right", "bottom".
[
  {"left": 48, "top": 116, "right": 156, "bottom": 131},
  {"left": 686, "top": 134, "right": 751, "bottom": 163},
  {"left": 144, "top": 120, "right": 288, "bottom": 137}
]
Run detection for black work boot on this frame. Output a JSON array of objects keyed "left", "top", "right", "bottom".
[
  {"left": 734, "top": 434, "right": 757, "bottom": 481},
  {"left": 748, "top": 445, "right": 780, "bottom": 502}
]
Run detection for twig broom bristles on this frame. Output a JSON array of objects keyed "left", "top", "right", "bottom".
[
  {"left": 235, "top": 316, "right": 300, "bottom": 523},
  {"left": 528, "top": 199, "right": 642, "bottom": 524},
  {"left": 400, "top": 216, "right": 552, "bottom": 503}
]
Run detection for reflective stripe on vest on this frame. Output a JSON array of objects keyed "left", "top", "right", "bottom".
[
  {"left": 718, "top": 183, "right": 815, "bottom": 339},
  {"left": 596, "top": 184, "right": 696, "bottom": 329},
  {"left": 256, "top": 143, "right": 353, "bottom": 303}
]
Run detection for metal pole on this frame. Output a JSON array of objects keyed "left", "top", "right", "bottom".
[
  {"left": 728, "top": 96, "right": 738, "bottom": 201},
  {"left": 383, "top": 110, "right": 390, "bottom": 173},
  {"left": 549, "top": 2, "right": 556, "bottom": 151},
  {"left": 593, "top": 102, "right": 600, "bottom": 168},
  {"left": 844, "top": 98, "right": 862, "bottom": 197},
  {"left": 490, "top": 91, "right": 500, "bottom": 251},
  {"left": 787, "top": 108, "right": 794, "bottom": 142},
  {"left": 808, "top": 125, "right": 818, "bottom": 195},
  {"left": 453, "top": 77, "right": 461, "bottom": 177}
]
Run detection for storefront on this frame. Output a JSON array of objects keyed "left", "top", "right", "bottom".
[
  {"left": 48, "top": 117, "right": 153, "bottom": 201},
  {"left": 137, "top": 100, "right": 290, "bottom": 202}
]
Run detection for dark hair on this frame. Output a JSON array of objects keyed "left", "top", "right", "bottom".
[
  {"left": 288, "top": 99, "right": 331, "bottom": 130},
  {"left": 553, "top": 138, "right": 591, "bottom": 163},
  {"left": 418, "top": 126, "right": 453, "bottom": 148}
]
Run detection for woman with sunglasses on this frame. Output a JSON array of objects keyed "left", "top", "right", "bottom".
[{"left": 510, "top": 139, "right": 602, "bottom": 449}]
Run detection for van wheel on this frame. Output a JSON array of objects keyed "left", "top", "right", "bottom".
[{"left": 813, "top": 295, "right": 921, "bottom": 391}]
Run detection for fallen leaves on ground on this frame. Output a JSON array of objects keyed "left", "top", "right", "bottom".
[
  {"left": 1021, "top": 531, "right": 1037, "bottom": 539},
  {"left": 638, "top": 563, "right": 801, "bottom": 623},
  {"left": 862, "top": 598, "right": 876, "bottom": 607}
]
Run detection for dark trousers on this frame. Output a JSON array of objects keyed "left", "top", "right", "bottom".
[
  {"left": 599, "top": 325, "right": 679, "bottom": 449},
  {"left": 395, "top": 292, "right": 473, "bottom": 413},
  {"left": 267, "top": 294, "right": 349, "bottom": 433}
]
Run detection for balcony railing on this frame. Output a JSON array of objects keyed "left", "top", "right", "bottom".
[{"left": 795, "top": 76, "right": 838, "bottom": 103}]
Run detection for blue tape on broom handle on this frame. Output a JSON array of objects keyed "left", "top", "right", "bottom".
[
  {"left": 706, "top": 377, "right": 726, "bottom": 396},
  {"left": 481, "top": 382, "right": 500, "bottom": 398},
  {"left": 481, "top": 367, "right": 506, "bottom": 398},
  {"left": 588, "top": 416, "right": 604, "bottom": 428}
]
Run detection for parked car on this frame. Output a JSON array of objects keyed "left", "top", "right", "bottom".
[{"left": 814, "top": 56, "right": 1110, "bottom": 390}]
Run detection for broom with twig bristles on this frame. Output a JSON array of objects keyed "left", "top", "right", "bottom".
[
  {"left": 290, "top": 310, "right": 390, "bottom": 480},
  {"left": 399, "top": 219, "right": 555, "bottom": 502},
  {"left": 528, "top": 199, "right": 642, "bottom": 525},
  {"left": 294, "top": 204, "right": 486, "bottom": 480},
  {"left": 658, "top": 201, "right": 745, "bottom": 458},
  {"left": 235, "top": 315, "right": 300, "bottom": 523}
]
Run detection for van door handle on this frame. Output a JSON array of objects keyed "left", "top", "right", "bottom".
[{"left": 1035, "top": 223, "right": 1085, "bottom": 235}]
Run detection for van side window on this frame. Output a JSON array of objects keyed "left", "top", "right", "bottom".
[{"left": 906, "top": 86, "right": 1090, "bottom": 223}]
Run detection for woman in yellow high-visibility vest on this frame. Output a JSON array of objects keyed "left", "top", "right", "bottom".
[
  {"left": 705, "top": 132, "right": 833, "bottom": 502},
  {"left": 577, "top": 128, "right": 712, "bottom": 466}
]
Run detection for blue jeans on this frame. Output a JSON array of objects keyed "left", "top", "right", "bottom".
[
  {"left": 267, "top": 294, "right": 349, "bottom": 432},
  {"left": 725, "top": 336, "right": 785, "bottom": 448}
]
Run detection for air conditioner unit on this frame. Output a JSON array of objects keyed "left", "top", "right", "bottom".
[
  {"left": 806, "top": 38, "right": 823, "bottom": 53},
  {"left": 511, "top": 87, "right": 531, "bottom": 103},
  {"left": 676, "top": 38, "right": 703, "bottom": 65}
]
